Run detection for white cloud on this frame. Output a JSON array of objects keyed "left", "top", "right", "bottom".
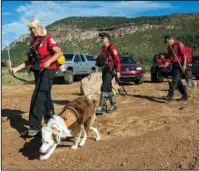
[{"left": 2, "top": 1, "right": 175, "bottom": 48}]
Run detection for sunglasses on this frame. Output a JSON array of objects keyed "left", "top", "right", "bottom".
[{"left": 29, "top": 27, "right": 39, "bottom": 31}]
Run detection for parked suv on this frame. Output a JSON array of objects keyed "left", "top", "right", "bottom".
[
  {"left": 192, "top": 55, "right": 199, "bottom": 79},
  {"left": 120, "top": 56, "right": 144, "bottom": 84},
  {"left": 55, "top": 53, "right": 98, "bottom": 84}
]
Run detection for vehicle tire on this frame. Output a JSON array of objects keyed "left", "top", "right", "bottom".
[
  {"left": 151, "top": 73, "right": 157, "bottom": 82},
  {"left": 91, "top": 67, "right": 96, "bottom": 73},
  {"left": 157, "top": 72, "right": 164, "bottom": 82},
  {"left": 195, "top": 76, "right": 199, "bottom": 80},
  {"left": 134, "top": 75, "right": 144, "bottom": 85},
  {"left": 64, "top": 70, "right": 74, "bottom": 84}
]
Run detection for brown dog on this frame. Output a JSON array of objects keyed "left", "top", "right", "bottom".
[{"left": 39, "top": 95, "right": 101, "bottom": 160}]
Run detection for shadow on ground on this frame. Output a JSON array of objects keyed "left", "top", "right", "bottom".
[
  {"left": 2, "top": 109, "right": 29, "bottom": 133},
  {"left": 119, "top": 94, "right": 167, "bottom": 103},
  {"left": 19, "top": 135, "right": 42, "bottom": 160}
]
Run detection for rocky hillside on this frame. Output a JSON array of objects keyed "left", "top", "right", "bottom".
[{"left": 2, "top": 13, "right": 199, "bottom": 66}]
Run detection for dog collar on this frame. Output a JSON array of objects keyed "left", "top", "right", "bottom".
[{"left": 51, "top": 126, "right": 60, "bottom": 135}]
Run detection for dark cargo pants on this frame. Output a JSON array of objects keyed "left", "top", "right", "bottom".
[
  {"left": 101, "top": 66, "right": 114, "bottom": 92},
  {"left": 167, "top": 66, "right": 187, "bottom": 98},
  {"left": 29, "top": 69, "right": 56, "bottom": 130}
]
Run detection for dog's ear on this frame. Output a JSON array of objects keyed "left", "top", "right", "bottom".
[{"left": 52, "top": 132, "right": 60, "bottom": 144}]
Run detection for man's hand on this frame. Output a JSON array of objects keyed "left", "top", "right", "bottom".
[
  {"left": 93, "top": 55, "right": 98, "bottom": 60},
  {"left": 9, "top": 67, "right": 18, "bottom": 73},
  {"left": 116, "top": 72, "right": 121, "bottom": 79},
  {"left": 182, "top": 65, "right": 187, "bottom": 73},
  {"left": 44, "top": 60, "right": 52, "bottom": 68}
]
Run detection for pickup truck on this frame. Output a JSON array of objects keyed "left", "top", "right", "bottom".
[
  {"left": 54, "top": 53, "right": 99, "bottom": 84},
  {"left": 192, "top": 55, "right": 199, "bottom": 79}
]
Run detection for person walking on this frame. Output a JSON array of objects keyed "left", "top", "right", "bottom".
[
  {"left": 9, "top": 18, "right": 63, "bottom": 137},
  {"left": 94, "top": 32, "right": 121, "bottom": 114},
  {"left": 162, "top": 35, "right": 188, "bottom": 102}
]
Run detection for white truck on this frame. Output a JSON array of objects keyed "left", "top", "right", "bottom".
[{"left": 54, "top": 53, "right": 99, "bottom": 84}]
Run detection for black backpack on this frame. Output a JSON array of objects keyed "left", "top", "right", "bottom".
[
  {"left": 96, "top": 45, "right": 116, "bottom": 68},
  {"left": 28, "top": 36, "right": 50, "bottom": 72}
]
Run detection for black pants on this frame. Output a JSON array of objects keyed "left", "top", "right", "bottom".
[
  {"left": 101, "top": 66, "right": 114, "bottom": 92},
  {"left": 29, "top": 69, "right": 56, "bottom": 130},
  {"left": 168, "top": 66, "right": 186, "bottom": 98}
]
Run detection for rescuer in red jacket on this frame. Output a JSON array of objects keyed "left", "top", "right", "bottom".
[
  {"left": 94, "top": 32, "right": 121, "bottom": 114},
  {"left": 10, "top": 18, "right": 63, "bottom": 137},
  {"left": 162, "top": 35, "right": 188, "bottom": 101}
]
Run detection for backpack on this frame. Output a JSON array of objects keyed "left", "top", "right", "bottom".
[
  {"left": 96, "top": 45, "right": 112, "bottom": 67},
  {"left": 28, "top": 36, "right": 46, "bottom": 71},
  {"left": 176, "top": 41, "right": 193, "bottom": 65},
  {"left": 96, "top": 45, "right": 117, "bottom": 68},
  {"left": 184, "top": 46, "right": 192, "bottom": 64}
]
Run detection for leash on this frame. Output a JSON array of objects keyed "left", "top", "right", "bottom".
[
  {"left": 167, "top": 40, "right": 195, "bottom": 88},
  {"left": 114, "top": 74, "right": 127, "bottom": 96},
  {"left": 47, "top": 69, "right": 54, "bottom": 118},
  {"left": 8, "top": 70, "right": 35, "bottom": 83},
  {"left": 7, "top": 43, "right": 35, "bottom": 83},
  {"left": 28, "top": 69, "right": 46, "bottom": 117}
]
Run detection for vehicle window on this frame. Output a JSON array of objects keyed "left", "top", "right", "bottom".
[
  {"left": 192, "top": 56, "right": 199, "bottom": 64},
  {"left": 64, "top": 54, "right": 73, "bottom": 61},
  {"left": 86, "top": 55, "right": 95, "bottom": 61},
  {"left": 74, "top": 54, "right": 81, "bottom": 62},
  {"left": 120, "top": 57, "right": 136, "bottom": 64},
  {"left": 80, "top": 55, "right": 86, "bottom": 62}
]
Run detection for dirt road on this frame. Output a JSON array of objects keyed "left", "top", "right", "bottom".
[{"left": 2, "top": 75, "right": 199, "bottom": 169}]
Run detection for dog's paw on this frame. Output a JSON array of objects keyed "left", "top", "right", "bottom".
[
  {"left": 40, "top": 155, "right": 48, "bottom": 160},
  {"left": 95, "top": 136, "right": 101, "bottom": 141},
  {"left": 79, "top": 141, "right": 85, "bottom": 147},
  {"left": 71, "top": 145, "right": 78, "bottom": 150}
]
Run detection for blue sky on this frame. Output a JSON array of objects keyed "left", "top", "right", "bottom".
[{"left": 2, "top": 1, "right": 199, "bottom": 49}]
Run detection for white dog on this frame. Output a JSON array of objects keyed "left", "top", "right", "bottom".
[{"left": 39, "top": 96, "right": 101, "bottom": 160}]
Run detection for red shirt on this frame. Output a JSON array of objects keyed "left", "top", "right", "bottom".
[
  {"left": 168, "top": 40, "right": 186, "bottom": 64},
  {"left": 30, "top": 34, "right": 59, "bottom": 69},
  {"left": 98, "top": 45, "right": 121, "bottom": 72}
]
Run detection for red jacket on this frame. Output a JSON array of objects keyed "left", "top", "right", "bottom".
[
  {"left": 30, "top": 34, "right": 59, "bottom": 70},
  {"left": 98, "top": 45, "right": 121, "bottom": 72},
  {"left": 168, "top": 40, "right": 186, "bottom": 64}
]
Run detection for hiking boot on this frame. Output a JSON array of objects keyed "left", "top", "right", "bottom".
[
  {"left": 177, "top": 88, "right": 188, "bottom": 101},
  {"left": 96, "top": 106, "right": 107, "bottom": 115},
  {"left": 107, "top": 92, "right": 117, "bottom": 113},
  {"left": 21, "top": 129, "right": 40, "bottom": 137},
  {"left": 96, "top": 92, "right": 108, "bottom": 115},
  {"left": 177, "top": 95, "right": 188, "bottom": 101},
  {"left": 162, "top": 96, "right": 172, "bottom": 102},
  {"left": 107, "top": 105, "right": 117, "bottom": 113}
]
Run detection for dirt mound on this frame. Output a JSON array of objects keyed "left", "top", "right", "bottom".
[{"left": 2, "top": 75, "right": 199, "bottom": 169}]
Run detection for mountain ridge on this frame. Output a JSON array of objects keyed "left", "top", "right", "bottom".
[{"left": 2, "top": 12, "right": 199, "bottom": 66}]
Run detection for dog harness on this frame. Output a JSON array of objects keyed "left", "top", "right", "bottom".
[{"left": 59, "top": 106, "right": 80, "bottom": 129}]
